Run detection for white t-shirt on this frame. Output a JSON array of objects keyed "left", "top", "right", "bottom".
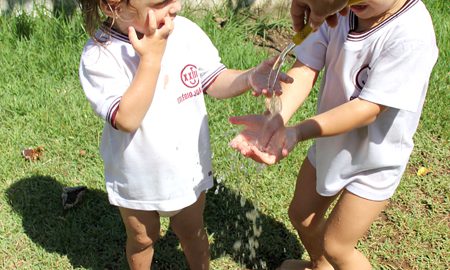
[
  {"left": 79, "top": 16, "right": 226, "bottom": 211},
  {"left": 294, "top": 0, "right": 438, "bottom": 200}
]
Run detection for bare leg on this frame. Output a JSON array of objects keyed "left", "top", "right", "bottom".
[
  {"left": 286, "top": 157, "right": 338, "bottom": 270},
  {"left": 119, "top": 207, "right": 161, "bottom": 270},
  {"left": 170, "top": 192, "right": 209, "bottom": 270},
  {"left": 322, "top": 190, "right": 388, "bottom": 270}
]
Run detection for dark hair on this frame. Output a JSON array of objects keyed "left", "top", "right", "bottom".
[{"left": 77, "top": 0, "right": 129, "bottom": 42}]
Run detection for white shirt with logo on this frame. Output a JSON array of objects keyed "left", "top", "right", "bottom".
[
  {"left": 79, "top": 16, "right": 225, "bottom": 211},
  {"left": 294, "top": 0, "right": 438, "bottom": 200}
]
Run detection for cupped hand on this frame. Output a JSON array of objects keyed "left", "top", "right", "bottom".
[
  {"left": 229, "top": 113, "right": 300, "bottom": 164},
  {"left": 228, "top": 113, "right": 283, "bottom": 165},
  {"left": 249, "top": 56, "right": 294, "bottom": 98},
  {"left": 128, "top": 10, "right": 174, "bottom": 61},
  {"left": 229, "top": 133, "right": 277, "bottom": 164}
]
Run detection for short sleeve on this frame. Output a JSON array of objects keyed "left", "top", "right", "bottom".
[
  {"left": 360, "top": 39, "right": 438, "bottom": 112},
  {"left": 293, "top": 23, "right": 329, "bottom": 71},
  {"left": 79, "top": 42, "right": 131, "bottom": 127},
  {"left": 181, "top": 18, "right": 226, "bottom": 91}
]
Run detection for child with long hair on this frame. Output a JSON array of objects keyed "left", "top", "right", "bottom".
[{"left": 77, "top": 0, "right": 290, "bottom": 269}]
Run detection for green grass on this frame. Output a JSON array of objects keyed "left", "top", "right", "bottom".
[{"left": 0, "top": 1, "right": 449, "bottom": 269}]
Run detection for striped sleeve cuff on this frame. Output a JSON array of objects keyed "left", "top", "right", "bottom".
[
  {"left": 201, "top": 65, "right": 226, "bottom": 92},
  {"left": 106, "top": 96, "right": 121, "bottom": 129}
]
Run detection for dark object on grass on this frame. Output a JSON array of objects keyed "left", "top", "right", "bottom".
[{"left": 62, "top": 186, "right": 87, "bottom": 210}]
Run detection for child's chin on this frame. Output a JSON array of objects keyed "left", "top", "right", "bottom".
[{"left": 350, "top": 5, "right": 368, "bottom": 13}]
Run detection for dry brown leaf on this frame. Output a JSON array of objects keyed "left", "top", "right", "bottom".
[{"left": 21, "top": 146, "right": 44, "bottom": 161}]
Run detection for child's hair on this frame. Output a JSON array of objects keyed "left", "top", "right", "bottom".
[{"left": 77, "top": 0, "right": 130, "bottom": 42}]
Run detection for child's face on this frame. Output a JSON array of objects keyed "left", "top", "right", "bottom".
[
  {"left": 113, "top": 0, "right": 181, "bottom": 34},
  {"left": 350, "top": 0, "right": 407, "bottom": 29}
]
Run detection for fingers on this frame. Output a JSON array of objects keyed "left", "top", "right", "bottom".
[
  {"left": 278, "top": 72, "right": 294, "bottom": 85},
  {"left": 339, "top": 6, "right": 350, "bottom": 16},
  {"left": 242, "top": 142, "right": 278, "bottom": 165},
  {"left": 229, "top": 135, "right": 277, "bottom": 165},
  {"left": 144, "top": 10, "right": 174, "bottom": 38},
  {"left": 146, "top": 9, "right": 157, "bottom": 35},
  {"left": 267, "top": 55, "right": 279, "bottom": 66},
  {"left": 160, "top": 15, "right": 174, "bottom": 37},
  {"left": 291, "top": 1, "right": 307, "bottom": 32},
  {"left": 308, "top": 13, "right": 326, "bottom": 30},
  {"left": 251, "top": 147, "right": 277, "bottom": 165},
  {"left": 257, "top": 113, "right": 284, "bottom": 149},
  {"left": 128, "top": 26, "right": 139, "bottom": 45},
  {"left": 229, "top": 134, "right": 253, "bottom": 155},
  {"left": 251, "top": 56, "right": 278, "bottom": 97},
  {"left": 324, "top": 14, "right": 339, "bottom": 28},
  {"left": 229, "top": 115, "right": 262, "bottom": 129},
  {"left": 292, "top": 0, "right": 349, "bottom": 30}
]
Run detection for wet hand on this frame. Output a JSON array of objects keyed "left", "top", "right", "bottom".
[
  {"left": 229, "top": 113, "right": 283, "bottom": 165},
  {"left": 229, "top": 113, "right": 300, "bottom": 164},
  {"left": 229, "top": 133, "right": 277, "bottom": 164},
  {"left": 249, "top": 56, "right": 294, "bottom": 98}
]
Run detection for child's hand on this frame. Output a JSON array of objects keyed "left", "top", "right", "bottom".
[
  {"left": 128, "top": 10, "right": 174, "bottom": 62},
  {"left": 229, "top": 114, "right": 277, "bottom": 165},
  {"left": 228, "top": 113, "right": 279, "bottom": 164},
  {"left": 229, "top": 133, "right": 277, "bottom": 164},
  {"left": 249, "top": 56, "right": 294, "bottom": 98},
  {"left": 229, "top": 113, "right": 300, "bottom": 164}
]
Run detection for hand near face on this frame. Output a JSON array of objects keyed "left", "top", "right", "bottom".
[
  {"left": 291, "top": 0, "right": 350, "bottom": 31},
  {"left": 128, "top": 10, "right": 174, "bottom": 62},
  {"left": 249, "top": 57, "right": 294, "bottom": 98}
]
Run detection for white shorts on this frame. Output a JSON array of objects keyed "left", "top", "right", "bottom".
[
  {"left": 157, "top": 209, "right": 182, "bottom": 217},
  {"left": 307, "top": 144, "right": 401, "bottom": 201}
]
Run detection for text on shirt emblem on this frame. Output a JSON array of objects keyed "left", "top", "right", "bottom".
[{"left": 181, "top": 64, "right": 199, "bottom": 88}]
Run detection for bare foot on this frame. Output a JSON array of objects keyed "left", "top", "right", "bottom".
[{"left": 276, "top": 259, "right": 313, "bottom": 270}]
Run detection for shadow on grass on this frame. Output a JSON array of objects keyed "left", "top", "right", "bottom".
[
  {"left": 205, "top": 185, "right": 303, "bottom": 269},
  {"left": 6, "top": 175, "right": 128, "bottom": 269},
  {"left": 7, "top": 175, "right": 302, "bottom": 269}
]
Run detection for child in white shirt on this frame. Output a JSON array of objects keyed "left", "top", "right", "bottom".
[
  {"left": 230, "top": 0, "right": 438, "bottom": 269},
  {"left": 77, "top": 0, "right": 289, "bottom": 268}
]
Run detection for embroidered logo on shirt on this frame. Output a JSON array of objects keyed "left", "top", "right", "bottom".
[
  {"left": 351, "top": 65, "right": 371, "bottom": 100},
  {"left": 180, "top": 64, "right": 199, "bottom": 88},
  {"left": 178, "top": 64, "right": 203, "bottom": 104}
]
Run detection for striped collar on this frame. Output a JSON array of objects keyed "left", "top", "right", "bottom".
[
  {"left": 99, "top": 23, "right": 131, "bottom": 44},
  {"left": 347, "top": 0, "right": 418, "bottom": 41}
]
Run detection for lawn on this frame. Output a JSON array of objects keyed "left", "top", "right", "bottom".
[{"left": 0, "top": 1, "right": 448, "bottom": 269}]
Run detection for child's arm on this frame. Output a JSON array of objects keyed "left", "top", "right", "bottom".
[
  {"left": 263, "top": 97, "right": 386, "bottom": 163},
  {"left": 205, "top": 57, "right": 294, "bottom": 99},
  {"left": 231, "top": 98, "right": 385, "bottom": 165},
  {"left": 293, "top": 98, "right": 385, "bottom": 142},
  {"left": 277, "top": 60, "right": 319, "bottom": 122},
  {"left": 229, "top": 60, "right": 318, "bottom": 163},
  {"left": 205, "top": 68, "right": 254, "bottom": 99},
  {"left": 114, "top": 12, "right": 172, "bottom": 132}
]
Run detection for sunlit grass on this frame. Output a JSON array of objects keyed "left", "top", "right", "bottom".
[{"left": 0, "top": 1, "right": 448, "bottom": 269}]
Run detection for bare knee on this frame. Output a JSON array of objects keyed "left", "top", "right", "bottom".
[
  {"left": 126, "top": 224, "right": 160, "bottom": 251},
  {"left": 288, "top": 204, "right": 302, "bottom": 228},
  {"left": 322, "top": 232, "right": 351, "bottom": 264},
  {"left": 288, "top": 203, "right": 321, "bottom": 235},
  {"left": 173, "top": 223, "right": 207, "bottom": 243}
]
